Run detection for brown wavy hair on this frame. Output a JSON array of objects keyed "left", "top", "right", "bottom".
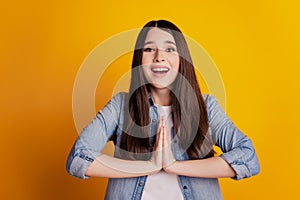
[{"left": 119, "top": 20, "right": 214, "bottom": 160}]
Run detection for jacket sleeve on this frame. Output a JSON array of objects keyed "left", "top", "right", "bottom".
[
  {"left": 66, "top": 92, "right": 125, "bottom": 179},
  {"left": 206, "top": 95, "right": 260, "bottom": 180}
]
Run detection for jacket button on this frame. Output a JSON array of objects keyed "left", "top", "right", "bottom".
[
  {"left": 183, "top": 186, "right": 187, "bottom": 189},
  {"left": 138, "top": 182, "right": 143, "bottom": 187}
]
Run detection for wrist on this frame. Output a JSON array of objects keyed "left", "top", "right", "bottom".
[{"left": 163, "top": 160, "right": 178, "bottom": 174}]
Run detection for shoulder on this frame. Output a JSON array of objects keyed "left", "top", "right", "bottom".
[
  {"left": 201, "top": 94, "right": 218, "bottom": 108},
  {"left": 110, "top": 92, "right": 128, "bottom": 103},
  {"left": 102, "top": 92, "right": 128, "bottom": 112},
  {"left": 201, "top": 94, "right": 224, "bottom": 119},
  {"left": 112, "top": 92, "right": 128, "bottom": 99}
]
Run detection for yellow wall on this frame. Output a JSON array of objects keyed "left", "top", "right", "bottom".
[{"left": 1, "top": 0, "right": 300, "bottom": 199}]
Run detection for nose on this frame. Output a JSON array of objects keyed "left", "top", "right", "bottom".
[{"left": 153, "top": 49, "right": 165, "bottom": 62}]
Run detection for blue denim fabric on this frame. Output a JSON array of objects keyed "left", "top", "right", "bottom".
[{"left": 66, "top": 92, "right": 260, "bottom": 200}]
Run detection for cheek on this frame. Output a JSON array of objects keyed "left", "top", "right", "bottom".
[
  {"left": 142, "top": 65, "right": 150, "bottom": 79},
  {"left": 142, "top": 53, "right": 152, "bottom": 65},
  {"left": 172, "top": 57, "right": 180, "bottom": 71},
  {"left": 141, "top": 56, "right": 146, "bottom": 65}
]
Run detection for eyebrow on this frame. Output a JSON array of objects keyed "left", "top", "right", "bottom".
[{"left": 144, "top": 40, "right": 176, "bottom": 45}]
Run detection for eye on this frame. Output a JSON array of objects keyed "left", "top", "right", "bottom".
[
  {"left": 143, "top": 47, "right": 155, "bottom": 52},
  {"left": 166, "top": 47, "right": 176, "bottom": 52}
]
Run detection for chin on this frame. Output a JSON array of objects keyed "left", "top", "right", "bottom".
[{"left": 149, "top": 82, "right": 173, "bottom": 90}]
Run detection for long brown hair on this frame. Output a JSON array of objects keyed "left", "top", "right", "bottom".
[{"left": 119, "top": 20, "right": 214, "bottom": 160}]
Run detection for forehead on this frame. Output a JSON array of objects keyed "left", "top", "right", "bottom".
[{"left": 144, "top": 28, "right": 175, "bottom": 43}]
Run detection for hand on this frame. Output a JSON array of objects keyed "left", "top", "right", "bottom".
[
  {"left": 161, "top": 120, "right": 176, "bottom": 169},
  {"left": 149, "top": 118, "right": 163, "bottom": 172}
]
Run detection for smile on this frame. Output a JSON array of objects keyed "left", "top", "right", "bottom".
[{"left": 151, "top": 66, "right": 170, "bottom": 74}]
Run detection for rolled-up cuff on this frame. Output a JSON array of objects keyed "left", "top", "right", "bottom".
[
  {"left": 219, "top": 148, "right": 251, "bottom": 180},
  {"left": 68, "top": 150, "right": 100, "bottom": 179}
]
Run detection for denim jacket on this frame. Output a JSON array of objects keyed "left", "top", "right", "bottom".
[{"left": 66, "top": 92, "right": 260, "bottom": 200}]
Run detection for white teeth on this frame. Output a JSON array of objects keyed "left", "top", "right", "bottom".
[{"left": 152, "top": 68, "right": 169, "bottom": 72}]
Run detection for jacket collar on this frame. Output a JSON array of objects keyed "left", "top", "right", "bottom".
[{"left": 148, "top": 92, "right": 155, "bottom": 106}]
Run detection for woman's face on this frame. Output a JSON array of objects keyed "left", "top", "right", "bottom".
[{"left": 142, "top": 28, "right": 180, "bottom": 89}]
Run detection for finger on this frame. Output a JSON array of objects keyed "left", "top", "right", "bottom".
[
  {"left": 162, "top": 125, "right": 176, "bottom": 168},
  {"left": 165, "top": 126, "right": 171, "bottom": 146},
  {"left": 162, "top": 124, "right": 165, "bottom": 148},
  {"left": 154, "top": 117, "right": 162, "bottom": 148},
  {"left": 163, "top": 125, "right": 171, "bottom": 148},
  {"left": 158, "top": 122, "right": 164, "bottom": 150},
  {"left": 155, "top": 118, "right": 164, "bottom": 151},
  {"left": 156, "top": 117, "right": 163, "bottom": 134}
]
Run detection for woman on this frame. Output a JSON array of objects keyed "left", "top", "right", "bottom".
[{"left": 66, "top": 20, "right": 260, "bottom": 199}]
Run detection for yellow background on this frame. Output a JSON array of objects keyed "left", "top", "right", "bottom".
[{"left": 1, "top": 0, "right": 300, "bottom": 199}]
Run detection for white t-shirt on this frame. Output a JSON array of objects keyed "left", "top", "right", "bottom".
[{"left": 141, "top": 105, "right": 184, "bottom": 200}]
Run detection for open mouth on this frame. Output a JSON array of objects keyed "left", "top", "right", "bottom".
[{"left": 151, "top": 66, "right": 170, "bottom": 74}]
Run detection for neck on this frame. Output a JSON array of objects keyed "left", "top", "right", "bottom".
[{"left": 149, "top": 87, "right": 172, "bottom": 106}]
